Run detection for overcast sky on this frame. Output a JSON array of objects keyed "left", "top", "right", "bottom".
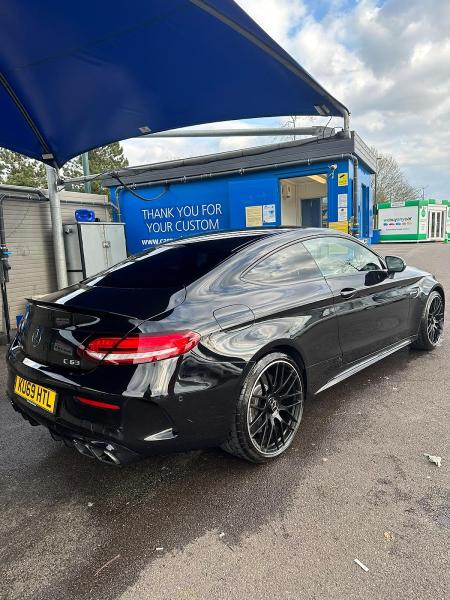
[{"left": 122, "top": 0, "right": 450, "bottom": 198}]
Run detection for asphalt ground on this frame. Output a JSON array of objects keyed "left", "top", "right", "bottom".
[{"left": 0, "top": 242, "right": 449, "bottom": 600}]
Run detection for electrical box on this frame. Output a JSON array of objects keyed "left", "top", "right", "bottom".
[{"left": 63, "top": 222, "right": 127, "bottom": 285}]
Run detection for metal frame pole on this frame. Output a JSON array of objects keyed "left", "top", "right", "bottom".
[
  {"left": 141, "top": 126, "right": 335, "bottom": 139},
  {"left": 0, "top": 195, "right": 11, "bottom": 342},
  {"left": 82, "top": 152, "right": 92, "bottom": 193},
  {"left": 342, "top": 108, "right": 350, "bottom": 136},
  {"left": 45, "top": 165, "right": 68, "bottom": 289}
]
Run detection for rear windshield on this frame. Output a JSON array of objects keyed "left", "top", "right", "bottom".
[{"left": 84, "top": 235, "right": 263, "bottom": 289}]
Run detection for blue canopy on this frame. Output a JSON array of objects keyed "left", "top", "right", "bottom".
[{"left": 0, "top": 0, "right": 348, "bottom": 168}]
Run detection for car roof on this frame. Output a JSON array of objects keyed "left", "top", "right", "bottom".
[
  {"left": 168, "top": 227, "right": 347, "bottom": 246},
  {"left": 169, "top": 228, "right": 289, "bottom": 245}
]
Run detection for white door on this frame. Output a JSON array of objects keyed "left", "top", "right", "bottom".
[
  {"left": 79, "top": 223, "right": 127, "bottom": 277},
  {"left": 79, "top": 223, "right": 108, "bottom": 277},
  {"left": 439, "top": 209, "right": 447, "bottom": 238},
  {"left": 104, "top": 224, "right": 127, "bottom": 267},
  {"left": 427, "top": 207, "right": 446, "bottom": 240}
]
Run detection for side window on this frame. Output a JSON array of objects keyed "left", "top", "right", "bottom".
[
  {"left": 303, "top": 237, "right": 384, "bottom": 278},
  {"left": 243, "top": 242, "right": 322, "bottom": 284}
]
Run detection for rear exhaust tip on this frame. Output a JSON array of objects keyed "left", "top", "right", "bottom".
[
  {"left": 73, "top": 439, "right": 122, "bottom": 466},
  {"left": 73, "top": 439, "right": 95, "bottom": 459},
  {"left": 102, "top": 448, "right": 121, "bottom": 466}
]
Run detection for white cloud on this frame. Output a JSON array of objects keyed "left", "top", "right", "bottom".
[
  {"left": 236, "top": 0, "right": 307, "bottom": 45},
  {"left": 122, "top": 0, "right": 450, "bottom": 198}
]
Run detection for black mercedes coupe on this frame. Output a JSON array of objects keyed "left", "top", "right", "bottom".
[{"left": 7, "top": 228, "right": 445, "bottom": 464}]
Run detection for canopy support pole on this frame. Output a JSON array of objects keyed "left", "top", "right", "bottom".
[
  {"left": 45, "top": 165, "right": 68, "bottom": 289},
  {"left": 82, "top": 153, "right": 92, "bottom": 193},
  {"left": 0, "top": 195, "right": 11, "bottom": 343},
  {"left": 343, "top": 108, "right": 350, "bottom": 135}
]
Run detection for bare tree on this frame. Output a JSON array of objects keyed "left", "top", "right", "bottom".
[
  {"left": 373, "top": 149, "right": 420, "bottom": 204},
  {"left": 282, "top": 115, "right": 301, "bottom": 141},
  {"left": 277, "top": 115, "right": 318, "bottom": 142}
]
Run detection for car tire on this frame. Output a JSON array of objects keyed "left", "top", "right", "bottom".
[
  {"left": 411, "top": 290, "right": 445, "bottom": 351},
  {"left": 221, "top": 352, "right": 304, "bottom": 463}
]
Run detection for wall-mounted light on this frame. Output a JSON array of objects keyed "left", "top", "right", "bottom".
[{"left": 328, "top": 163, "right": 337, "bottom": 179}]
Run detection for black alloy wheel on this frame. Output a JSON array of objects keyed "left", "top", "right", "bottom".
[
  {"left": 426, "top": 294, "right": 445, "bottom": 345},
  {"left": 222, "top": 352, "right": 304, "bottom": 463},
  {"left": 412, "top": 290, "right": 445, "bottom": 350}
]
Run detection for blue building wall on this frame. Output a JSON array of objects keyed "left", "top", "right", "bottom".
[
  {"left": 110, "top": 157, "right": 373, "bottom": 255},
  {"left": 358, "top": 162, "right": 375, "bottom": 239}
]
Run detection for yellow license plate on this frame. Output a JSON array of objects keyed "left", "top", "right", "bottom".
[{"left": 14, "top": 376, "right": 57, "bottom": 414}]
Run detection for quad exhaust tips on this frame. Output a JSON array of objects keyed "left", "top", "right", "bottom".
[
  {"left": 11, "top": 399, "right": 137, "bottom": 465},
  {"left": 73, "top": 439, "right": 121, "bottom": 466}
]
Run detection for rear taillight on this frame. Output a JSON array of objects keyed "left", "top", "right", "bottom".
[
  {"left": 76, "top": 396, "right": 120, "bottom": 410},
  {"left": 81, "top": 331, "right": 200, "bottom": 365}
]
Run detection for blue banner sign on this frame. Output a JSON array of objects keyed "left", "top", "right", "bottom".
[
  {"left": 141, "top": 202, "right": 224, "bottom": 239},
  {"left": 118, "top": 183, "right": 230, "bottom": 254}
]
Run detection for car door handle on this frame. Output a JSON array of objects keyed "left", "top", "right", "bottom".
[{"left": 340, "top": 288, "right": 357, "bottom": 299}]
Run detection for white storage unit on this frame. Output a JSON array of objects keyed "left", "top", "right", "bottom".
[
  {"left": 63, "top": 222, "right": 127, "bottom": 285},
  {"left": 378, "top": 199, "right": 449, "bottom": 243}
]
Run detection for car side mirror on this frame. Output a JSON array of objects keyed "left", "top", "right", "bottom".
[{"left": 385, "top": 255, "right": 406, "bottom": 273}]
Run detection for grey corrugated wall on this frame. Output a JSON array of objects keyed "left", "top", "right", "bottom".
[{"left": 1, "top": 191, "right": 110, "bottom": 331}]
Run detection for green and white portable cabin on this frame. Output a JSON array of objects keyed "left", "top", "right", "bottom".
[{"left": 378, "top": 199, "right": 450, "bottom": 243}]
